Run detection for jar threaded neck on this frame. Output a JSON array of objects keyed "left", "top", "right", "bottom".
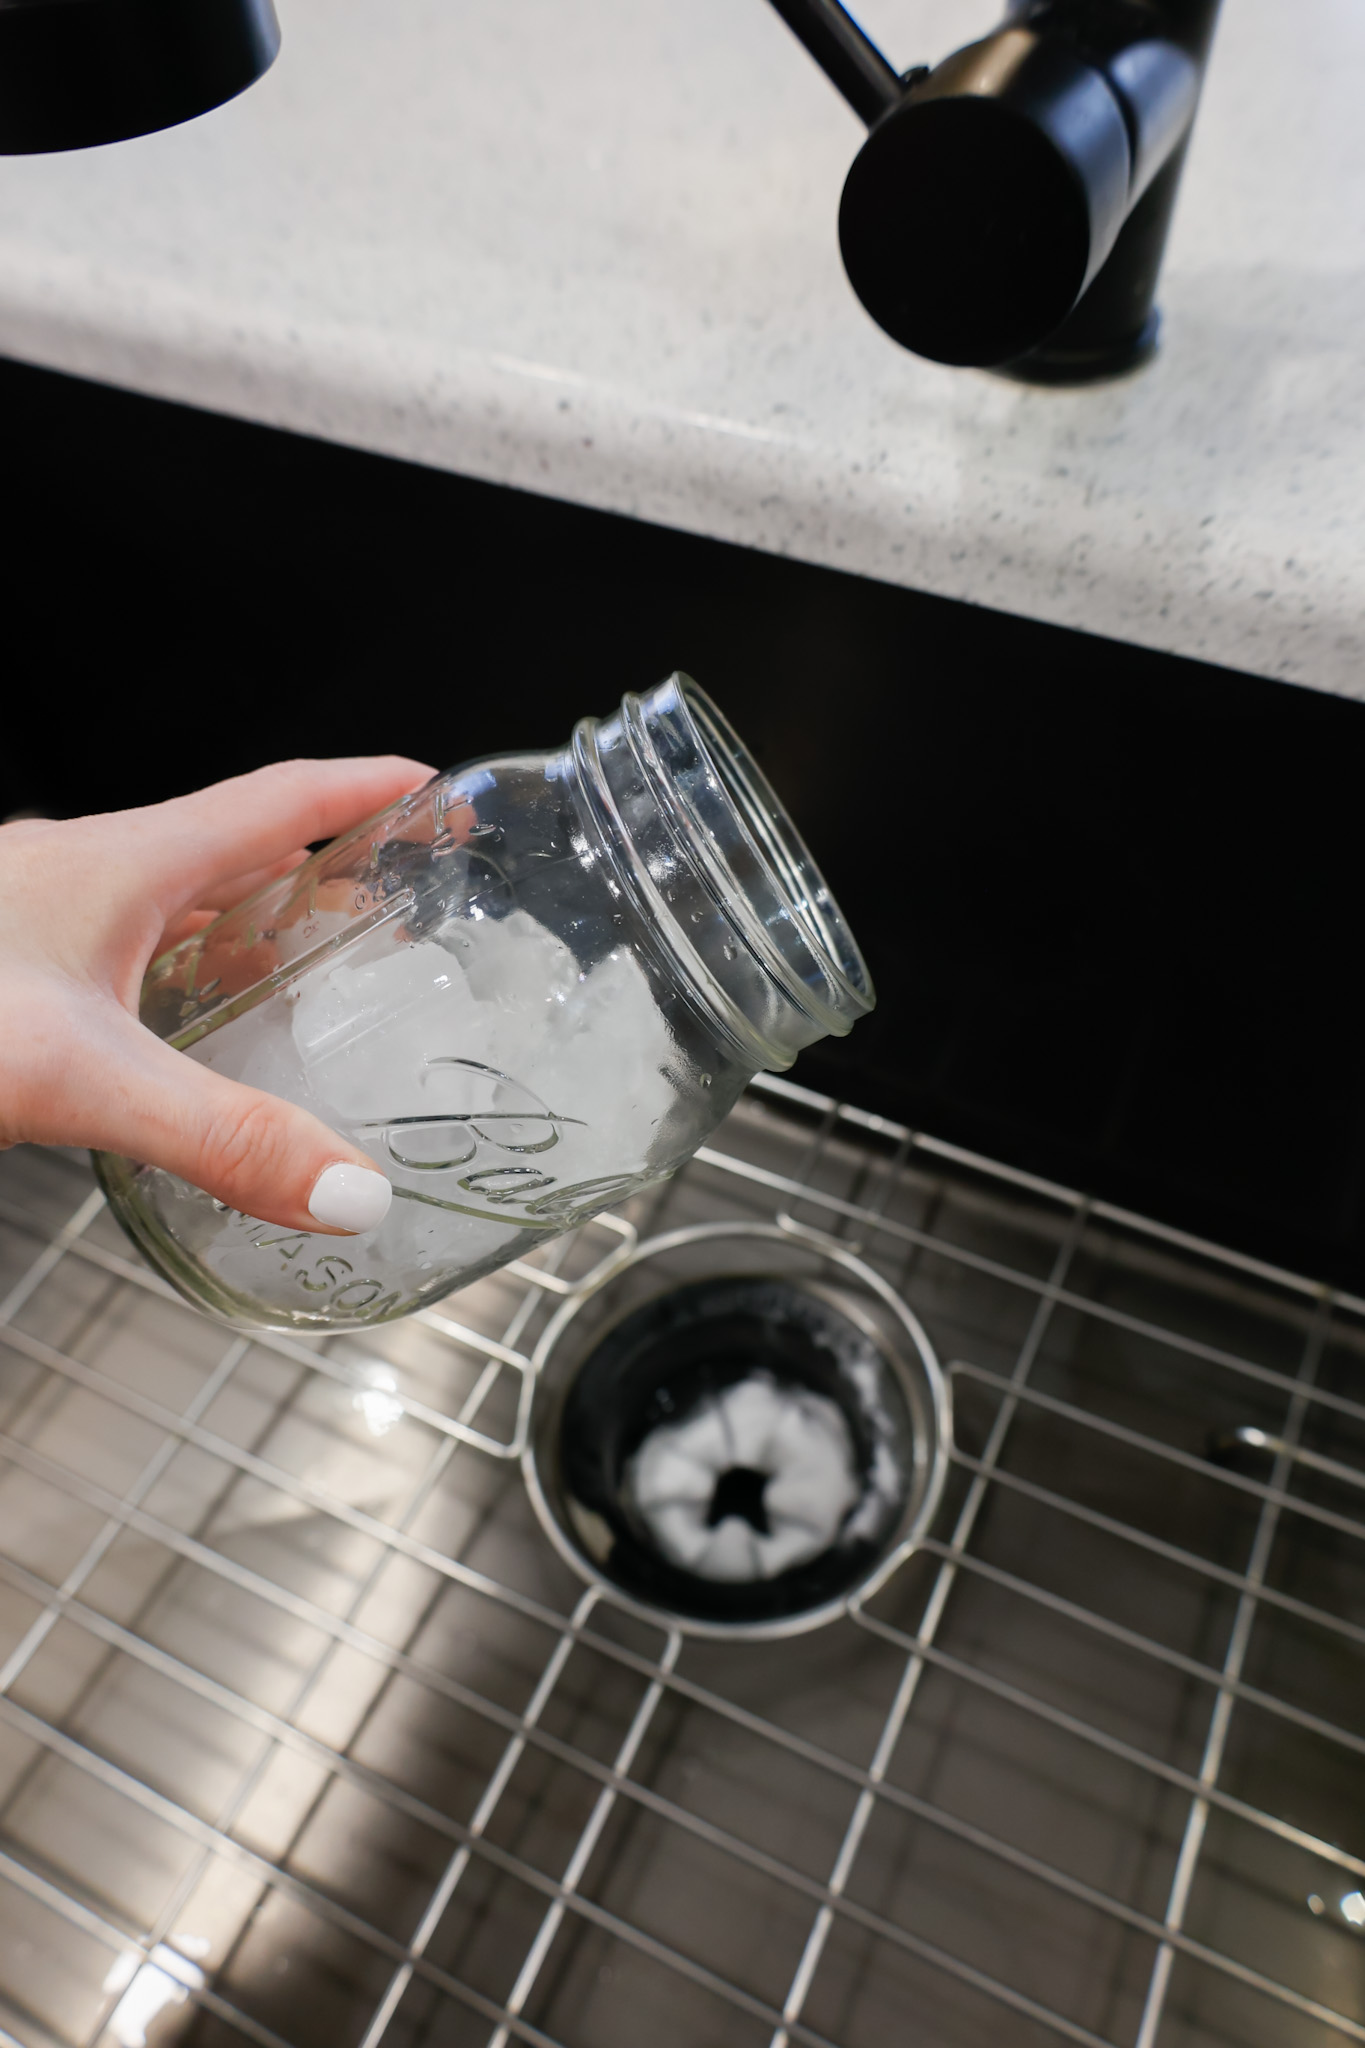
[{"left": 571, "top": 674, "right": 873, "bottom": 1069}]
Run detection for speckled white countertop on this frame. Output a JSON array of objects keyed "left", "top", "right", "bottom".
[{"left": 0, "top": 0, "right": 1360, "bottom": 693}]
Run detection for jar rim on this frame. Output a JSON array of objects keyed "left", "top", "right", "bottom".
[
  {"left": 673, "top": 677, "right": 874, "bottom": 1029},
  {"left": 574, "top": 672, "right": 875, "bottom": 1068}
]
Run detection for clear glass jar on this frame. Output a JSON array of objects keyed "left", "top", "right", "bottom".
[{"left": 94, "top": 676, "right": 873, "bottom": 1331}]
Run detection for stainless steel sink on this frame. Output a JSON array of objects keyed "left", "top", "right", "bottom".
[{"left": 0, "top": 1075, "right": 1362, "bottom": 2048}]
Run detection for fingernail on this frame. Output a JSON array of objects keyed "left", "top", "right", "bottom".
[{"left": 308, "top": 1163, "right": 392, "bottom": 1233}]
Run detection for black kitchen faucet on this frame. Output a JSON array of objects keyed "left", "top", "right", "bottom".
[
  {"left": 770, "top": 0, "right": 1224, "bottom": 379},
  {"left": 0, "top": 0, "right": 1219, "bottom": 383}
]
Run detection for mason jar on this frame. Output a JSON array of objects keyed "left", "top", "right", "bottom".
[{"left": 94, "top": 676, "right": 873, "bottom": 1331}]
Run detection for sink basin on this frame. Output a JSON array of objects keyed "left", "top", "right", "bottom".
[
  {"left": 0, "top": 1079, "right": 1361, "bottom": 2046},
  {"left": 5, "top": 352, "right": 1365, "bottom": 1287}
]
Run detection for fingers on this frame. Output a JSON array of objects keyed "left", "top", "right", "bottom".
[
  {"left": 28, "top": 1003, "right": 392, "bottom": 1236},
  {"left": 139, "top": 757, "right": 437, "bottom": 913},
  {"left": 132, "top": 1029, "right": 391, "bottom": 1234},
  {"left": 193, "top": 847, "right": 312, "bottom": 912},
  {"left": 157, "top": 909, "right": 218, "bottom": 952},
  {"left": 159, "top": 851, "right": 314, "bottom": 951}
]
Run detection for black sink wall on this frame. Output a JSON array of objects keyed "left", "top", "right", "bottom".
[{"left": 5, "top": 355, "right": 1364, "bottom": 1290}]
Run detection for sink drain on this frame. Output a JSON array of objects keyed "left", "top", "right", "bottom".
[{"left": 524, "top": 1223, "right": 949, "bottom": 1637}]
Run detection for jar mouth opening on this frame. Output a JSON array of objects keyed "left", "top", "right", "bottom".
[
  {"left": 674, "top": 679, "right": 874, "bottom": 1026},
  {"left": 574, "top": 674, "right": 875, "bottom": 1068}
]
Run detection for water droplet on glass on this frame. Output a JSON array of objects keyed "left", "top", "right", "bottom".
[
  {"left": 689, "top": 909, "right": 702, "bottom": 925},
  {"left": 722, "top": 941, "right": 738, "bottom": 961},
  {"left": 665, "top": 888, "right": 676, "bottom": 903}
]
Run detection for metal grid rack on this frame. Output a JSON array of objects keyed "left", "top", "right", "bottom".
[{"left": 0, "top": 1073, "right": 1362, "bottom": 2048}]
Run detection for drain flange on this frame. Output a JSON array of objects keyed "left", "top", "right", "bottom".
[{"left": 525, "top": 1225, "right": 949, "bottom": 1637}]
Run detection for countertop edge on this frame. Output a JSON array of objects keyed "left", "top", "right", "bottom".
[{"left": 3, "top": 279, "right": 1358, "bottom": 702}]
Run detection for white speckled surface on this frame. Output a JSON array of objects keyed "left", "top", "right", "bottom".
[{"left": 0, "top": 0, "right": 1361, "bottom": 693}]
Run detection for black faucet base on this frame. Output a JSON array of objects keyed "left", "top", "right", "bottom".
[{"left": 1001, "top": 308, "right": 1161, "bottom": 385}]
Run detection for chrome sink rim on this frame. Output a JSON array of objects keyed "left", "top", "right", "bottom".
[{"left": 522, "top": 1218, "right": 952, "bottom": 1640}]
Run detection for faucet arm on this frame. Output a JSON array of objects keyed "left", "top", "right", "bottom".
[{"left": 765, "top": 0, "right": 907, "bottom": 128}]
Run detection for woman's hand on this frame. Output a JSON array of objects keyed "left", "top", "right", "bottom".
[{"left": 0, "top": 756, "right": 434, "bottom": 1234}]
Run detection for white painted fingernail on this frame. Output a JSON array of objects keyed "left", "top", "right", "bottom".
[{"left": 308, "top": 1163, "right": 392, "bottom": 1233}]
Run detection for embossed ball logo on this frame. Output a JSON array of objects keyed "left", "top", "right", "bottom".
[{"left": 355, "top": 1057, "right": 646, "bottom": 1228}]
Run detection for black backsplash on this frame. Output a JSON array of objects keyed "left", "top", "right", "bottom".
[{"left": 5, "top": 355, "right": 1364, "bottom": 1287}]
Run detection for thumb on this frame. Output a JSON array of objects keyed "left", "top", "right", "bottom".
[{"left": 90, "top": 1013, "right": 392, "bottom": 1236}]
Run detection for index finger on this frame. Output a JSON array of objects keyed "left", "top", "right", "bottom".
[{"left": 141, "top": 757, "right": 437, "bottom": 910}]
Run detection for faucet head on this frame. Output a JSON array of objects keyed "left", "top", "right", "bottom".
[
  {"left": 838, "top": 28, "right": 1134, "bottom": 368},
  {"left": 0, "top": 0, "right": 280, "bottom": 154}
]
